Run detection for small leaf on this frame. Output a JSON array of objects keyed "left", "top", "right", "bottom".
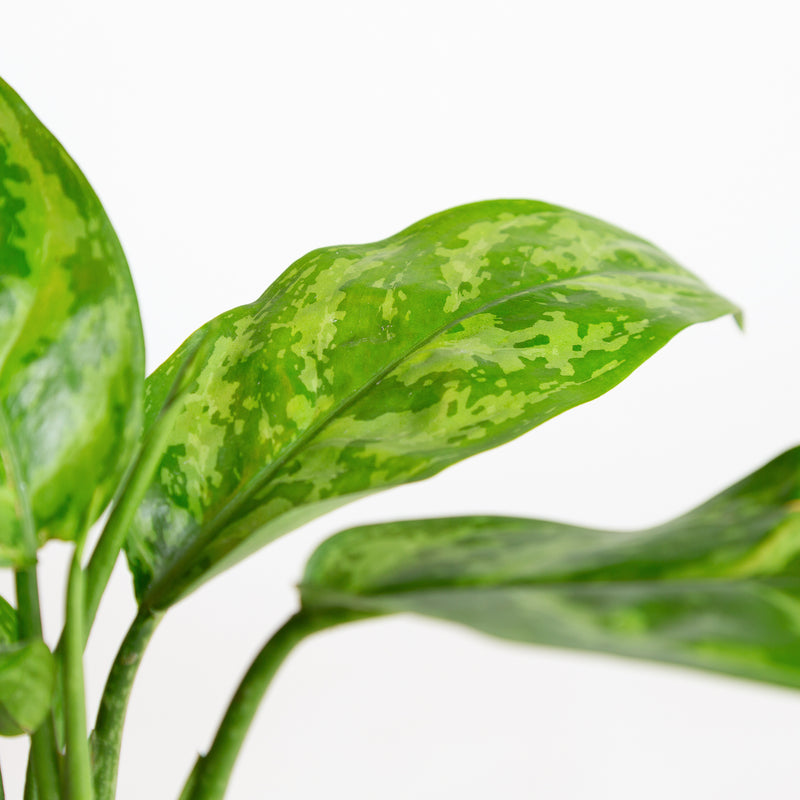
[
  {"left": 300, "top": 447, "right": 800, "bottom": 689},
  {"left": 0, "top": 640, "right": 56, "bottom": 737},
  {"left": 126, "top": 200, "right": 739, "bottom": 609},
  {"left": 0, "top": 77, "right": 144, "bottom": 560},
  {"left": 0, "top": 594, "right": 55, "bottom": 736}
]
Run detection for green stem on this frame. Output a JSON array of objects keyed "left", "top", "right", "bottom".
[
  {"left": 83, "top": 333, "right": 206, "bottom": 641},
  {"left": 15, "top": 570, "right": 60, "bottom": 798},
  {"left": 83, "top": 391, "right": 188, "bottom": 639},
  {"left": 83, "top": 343, "right": 205, "bottom": 799},
  {"left": 185, "top": 609, "right": 358, "bottom": 800},
  {"left": 63, "top": 544, "right": 92, "bottom": 799},
  {"left": 2, "top": 404, "right": 61, "bottom": 798},
  {"left": 91, "top": 608, "right": 161, "bottom": 800},
  {"left": 44, "top": 401, "right": 181, "bottom": 758},
  {"left": 23, "top": 756, "right": 37, "bottom": 800}
]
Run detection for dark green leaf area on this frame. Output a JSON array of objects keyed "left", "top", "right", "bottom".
[
  {"left": 126, "top": 199, "right": 738, "bottom": 608},
  {"left": 301, "top": 447, "right": 800, "bottom": 689},
  {"left": 0, "top": 77, "right": 144, "bottom": 560}
]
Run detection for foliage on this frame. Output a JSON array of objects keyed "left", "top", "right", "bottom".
[
  {"left": 302, "top": 447, "right": 800, "bottom": 688},
  {"left": 2, "top": 73, "right": 793, "bottom": 800}
]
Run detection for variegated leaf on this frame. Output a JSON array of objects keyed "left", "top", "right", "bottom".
[
  {"left": 0, "top": 593, "right": 55, "bottom": 736},
  {"left": 0, "top": 78, "right": 144, "bottom": 561},
  {"left": 126, "top": 199, "right": 739, "bottom": 609},
  {"left": 301, "top": 447, "right": 800, "bottom": 689}
]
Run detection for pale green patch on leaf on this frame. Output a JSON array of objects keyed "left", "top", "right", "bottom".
[
  {"left": 300, "top": 447, "right": 800, "bottom": 689},
  {"left": 0, "top": 78, "right": 144, "bottom": 561},
  {"left": 0, "top": 593, "right": 55, "bottom": 736},
  {"left": 125, "top": 199, "right": 739, "bottom": 609}
]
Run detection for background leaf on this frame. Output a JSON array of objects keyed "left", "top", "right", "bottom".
[
  {"left": 0, "top": 594, "right": 54, "bottom": 737},
  {"left": 300, "top": 446, "right": 800, "bottom": 689},
  {"left": 0, "top": 78, "right": 144, "bottom": 561},
  {"left": 125, "top": 199, "right": 739, "bottom": 609}
]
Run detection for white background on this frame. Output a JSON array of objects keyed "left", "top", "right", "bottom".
[{"left": 1, "top": 1, "right": 799, "bottom": 798}]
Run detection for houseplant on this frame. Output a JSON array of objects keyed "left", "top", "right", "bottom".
[{"left": 1, "top": 72, "right": 798, "bottom": 800}]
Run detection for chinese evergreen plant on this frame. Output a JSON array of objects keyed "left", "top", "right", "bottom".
[{"left": 0, "top": 75, "right": 797, "bottom": 800}]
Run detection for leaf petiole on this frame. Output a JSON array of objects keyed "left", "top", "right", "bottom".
[
  {"left": 63, "top": 542, "right": 92, "bottom": 799},
  {"left": 1, "top": 404, "right": 60, "bottom": 797},
  {"left": 84, "top": 335, "right": 208, "bottom": 640},
  {"left": 91, "top": 608, "right": 161, "bottom": 800},
  {"left": 183, "top": 609, "right": 369, "bottom": 800}
]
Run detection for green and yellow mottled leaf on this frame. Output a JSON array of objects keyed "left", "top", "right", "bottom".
[
  {"left": 0, "top": 77, "right": 144, "bottom": 561},
  {"left": 126, "top": 199, "right": 738, "bottom": 609},
  {"left": 0, "top": 593, "right": 55, "bottom": 736},
  {"left": 301, "top": 447, "right": 800, "bottom": 689}
]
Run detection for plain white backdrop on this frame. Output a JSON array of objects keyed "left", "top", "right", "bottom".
[{"left": 1, "top": 1, "right": 799, "bottom": 797}]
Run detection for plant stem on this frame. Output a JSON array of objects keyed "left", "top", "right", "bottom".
[
  {"left": 2, "top": 404, "right": 60, "bottom": 798},
  {"left": 46, "top": 404, "right": 180, "bottom": 756},
  {"left": 91, "top": 608, "right": 161, "bottom": 800},
  {"left": 63, "top": 543, "right": 92, "bottom": 799},
  {"left": 15, "top": 570, "right": 61, "bottom": 798},
  {"left": 185, "top": 609, "right": 360, "bottom": 800},
  {"left": 83, "top": 390, "right": 188, "bottom": 639},
  {"left": 23, "top": 757, "right": 37, "bottom": 800}
]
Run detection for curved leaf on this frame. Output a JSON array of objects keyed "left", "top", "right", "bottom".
[
  {"left": 0, "top": 640, "right": 56, "bottom": 737},
  {"left": 0, "top": 77, "right": 144, "bottom": 560},
  {"left": 301, "top": 447, "right": 800, "bottom": 689},
  {"left": 0, "top": 593, "right": 55, "bottom": 736},
  {"left": 126, "top": 200, "right": 739, "bottom": 609}
]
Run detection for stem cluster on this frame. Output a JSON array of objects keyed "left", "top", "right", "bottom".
[{"left": 9, "top": 483, "right": 348, "bottom": 799}]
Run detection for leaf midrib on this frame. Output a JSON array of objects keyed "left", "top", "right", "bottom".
[
  {"left": 302, "top": 573, "right": 800, "bottom": 603},
  {"left": 142, "top": 265, "right": 722, "bottom": 607}
]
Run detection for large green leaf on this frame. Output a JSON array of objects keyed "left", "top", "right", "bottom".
[
  {"left": 0, "top": 77, "right": 144, "bottom": 561},
  {"left": 0, "top": 594, "right": 55, "bottom": 736},
  {"left": 126, "top": 199, "right": 738, "bottom": 609},
  {"left": 300, "top": 446, "right": 800, "bottom": 689}
]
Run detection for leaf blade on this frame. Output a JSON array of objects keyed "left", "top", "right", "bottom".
[
  {"left": 127, "top": 200, "right": 739, "bottom": 608},
  {"left": 300, "top": 447, "right": 800, "bottom": 689},
  {"left": 0, "top": 77, "right": 144, "bottom": 559}
]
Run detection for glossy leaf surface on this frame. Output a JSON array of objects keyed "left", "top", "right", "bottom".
[
  {"left": 0, "top": 78, "right": 144, "bottom": 561},
  {"left": 126, "top": 199, "right": 738, "bottom": 608},
  {"left": 301, "top": 447, "right": 800, "bottom": 689},
  {"left": 0, "top": 594, "right": 55, "bottom": 736}
]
